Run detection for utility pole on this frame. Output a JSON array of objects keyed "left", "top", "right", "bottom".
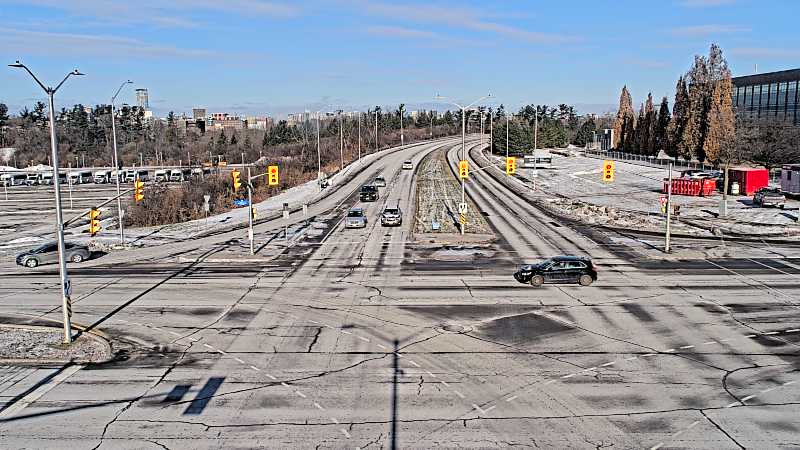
[
  {"left": 400, "top": 105, "right": 404, "bottom": 147},
  {"left": 357, "top": 112, "right": 361, "bottom": 163},
  {"left": 534, "top": 109, "right": 538, "bottom": 152},
  {"left": 9, "top": 61, "right": 84, "bottom": 344},
  {"left": 110, "top": 80, "right": 132, "bottom": 245},
  {"left": 315, "top": 110, "right": 322, "bottom": 190},
  {"left": 375, "top": 109, "right": 379, "bottom": 151},
  {"left": 339, "top": 111, "right": 343, "bottom": 171},
  {"left": 430, "top": 111, "right": 433, "bottom": 138},
  {"left": 247, "top": 166, "right": 254, "bottom": 255},
  {"left": 665, "top": 162, "right": 673, "bottom": 253},
  {"left": 489, "top": 110, "right": 493, "bottom": 152},
  {"left": 506, "top": 113, "right": 509, "bottom": 175}
]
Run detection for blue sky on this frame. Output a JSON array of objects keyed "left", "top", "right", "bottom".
[{"left": 1, "top": 0, "right": 797, "bottom": 118}]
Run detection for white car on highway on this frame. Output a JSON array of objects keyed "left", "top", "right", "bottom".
[
  {"left": 402, "top": 160, "right": 413, "bottom": 170},
  {"left": 344, "top": 207, "right": 368, "bottom": 229}
]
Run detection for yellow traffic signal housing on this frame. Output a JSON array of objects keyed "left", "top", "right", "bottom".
[
  {"left": 458, "top": 160, "right": 469, "bottom": 179},
  {"left": 134, "top": 180, "right": 145, "bottom": 202},
  {"left": 602, "top": 160, "right": 615, "bottom": 182},
  {"left": 88, "top": 208, "right": 101, "bottom": 236},
  {"left": 251, "top": 207, "right": 257, "bottom": 220},
  {"left": 506, "top": 156, "right": 516, "bottom": 175},
  {"left": 267, "top": 165, "right": 279, "bottom": 186},
  {"left": 231, "top": 169, "right": 242, "bottom": 192}
]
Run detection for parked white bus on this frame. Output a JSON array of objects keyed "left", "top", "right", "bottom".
[
  {"left": 93, "top": 170, "right": 111, "bottom": 184},
  {"left": 522, "top": 151, "right": 553, "bottom": 169},
  {"left": 124, "top": 169, "right": 149, "bottom": 182},
  {"left": 68, "top": 170, "right": 93, "bottom": 184},
  {"left": 40, "top": 172, "right": 67, "bottom": 185},
  {"left": 0, "top": 173, "right": 27, "bottom": 186},
  {"left": 170, "top": 168, "right": 192, "bottom": 182},
  {"left": 154, "top": 169, "right": 170, "bottom": 182},
  {"left": 25, "top": 173, "right": 43, "bottom": 185}
]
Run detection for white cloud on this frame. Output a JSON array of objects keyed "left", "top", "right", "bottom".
[
  {"left": 352, "top": 1, "right": 580, "bottom": 44},
  {"left": 670, "top": 24, "right": 750, "bottom": 37},
  {"left": 4, "top": 28, "right": 216, "bottom": 59}
]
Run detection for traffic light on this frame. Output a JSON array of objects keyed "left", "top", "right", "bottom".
[
  {"left": 88, "top": 208, "right": 101, "bottom": 236},
  {"left": 134, "top": 180, "right": 145, "bottom": 202},
  {"left": 231, "top": 169, "right": 242, "bottom": 192},
  {"left": 251, "top": 207, "right": 257, "bottom": 220},
  {"left": 506, "top": 156, "right": 516, "bottom": 175},
  {"left": 458, "top": 160, "right": 469, "bottom": 179},
  {"left": 602, "top": 160, "right": 614, "bottom": 182},
  {"left": 267, "top": 165, "right": 279, "bottom": 186}
]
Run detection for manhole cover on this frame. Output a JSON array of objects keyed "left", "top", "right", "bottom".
[{"left": 436, "top": 324, "right": 472, "bottom": 334}]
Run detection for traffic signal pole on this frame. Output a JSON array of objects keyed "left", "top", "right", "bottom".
[
  {"left": 247, "top": 166, "right": 254, "bottom": 255},
  {"left": 665, "top": 162, "right": 673, "bottom": 253}
]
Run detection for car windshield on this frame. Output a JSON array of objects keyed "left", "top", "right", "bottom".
[
  {"left": 347, "top": 210, "right": 364, "bottom": 217},
  {"left": 384, "top": 209, "right": 399, "bottom": 215},
  {"left": 361, "top": 186, "right": 377, "bottom": 193},
  {"left": 376, "top": 177, "right": 385, "bottom": 182}
]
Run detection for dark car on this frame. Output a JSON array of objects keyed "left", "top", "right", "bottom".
[
  {"left": 513, "top": 256, "right": 597, "bottom": 287},
  {"left": 753, "top": 187, "right": 786, "bottom": 208},
  {"left": 359, "top": 184, "right": 379, "bottom": 202},
  {"left": 16, "top": 242, "right": 91, "bottom": 268}
]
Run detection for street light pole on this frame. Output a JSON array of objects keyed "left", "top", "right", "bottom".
[
  {"left": 434, "top": 93, "right": 492, "bottom": 235},
  {"left": 316, "top": 112, "right": 322, "bottom": 190},
  {"left": 110, "top": 80, "right": 132, "bottom": 244},
  {"left": 400, "top": 105, "right": 404, "bottom": 147},
  {"left": 9, "top": 61, "right": 84, "bottom": 344},
  {"left": 358, "top": 111, "right": 362, "bottom": 163},
  {"left": 506, "top": 113, "right": 510, "bottom": 175},
  {"left": 338, "top": 111, "right": 343, "bottom": 171}
]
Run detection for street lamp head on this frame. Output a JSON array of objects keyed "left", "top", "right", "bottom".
[
  {"left": 125, "top": 80, "right": 133, "bottom": 84},
  {"left": 72, "top": 69, "right": 85, "bottom": 76},
  {"left": 8, "top": 61, "right": 24, "bottom": 68}
]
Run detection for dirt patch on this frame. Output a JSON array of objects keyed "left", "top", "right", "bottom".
[{"left": 0, "top": 325, "right": 110, "bottom": 363}]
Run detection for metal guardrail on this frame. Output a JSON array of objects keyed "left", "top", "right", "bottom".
[{"left": 583, "top": 149, "right": 718, "bottom": 172}]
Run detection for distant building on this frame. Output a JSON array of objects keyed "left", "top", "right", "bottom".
[
  {"left": 135, "top": 88, "right": 150, "bottom": 110},
  {"left": 192, "top": 108, "right": 207, "bottom": 120},
  {"left": 245, "top": 116, "right": 273, "bottom": 130},
  {"left": 596, "top": 129, "right": 614, "bottom": 151},
  {"left": 733, "top": 68, "right": 799, "bottom": 126}
]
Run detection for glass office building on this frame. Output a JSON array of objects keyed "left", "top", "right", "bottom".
[{"left": 732, "top": 68, "right": 799, "bottom": 125}]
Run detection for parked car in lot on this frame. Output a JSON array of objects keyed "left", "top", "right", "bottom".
[
  {"left": 374, "top": 176, "right": 387, "bottom": 187},
  {"left": 25, "top": 173, "right": 42, "bottom": 186},
  {"left": 402, "top": 160, "right": 413, "bottom": 170},
  {"left": 359, "top": 184, "right": 379, "bottom": 202},
  {"left": 1, "top": 173, "right": 28, "bottom": 186},
  {"left": 514, "top": 255, "right": 597, "bottom": 287},
  {"left": 344, "top": 207, "right": 368, "bottom": 228},
  {"left": 753, "top": 187, "right": 786, "bottom": 208},
  {"left": 93, "top": 170, "right": 111, "bottom": 184},
  {"left": 380, "top": 206, "right": 403, "bottom": 226},
  {"left": 16, "top": 242, "right": 91, "bottom": 268}
]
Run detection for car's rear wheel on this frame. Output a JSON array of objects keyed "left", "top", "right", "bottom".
[
  {"left": 71, "top": 253, "right": 84, "bottom": 263},
  {"left": 530, "top": 275, "right": 544, "bottom": 287},
  {"left": 25, "top": 258, "right": 38, "bottom": 268},
  {"left": 578, "top": 274, "right": 593, "bottom": 286}
]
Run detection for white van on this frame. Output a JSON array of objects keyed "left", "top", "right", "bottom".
[
  {"left": 93, "top": 170, "right": 111, "bottom": 184},
  {"left": 40, "top": 172, "right": 67, "bottom": 185},
  {"left": 169, "top": 168, "right": 192, "bottom": 182},
  {"left": 0, "top": 173, "right": 27, "bottom": 186},
  {"left": 68, "top": 171, "right": 93, "bottom": 184},
  {"left": 125, "top": 169, "right": 149, "bottom": 182},
  {"left": 154, "top": 169, "right": 169, "bottom": 182},
  {"left": 25, "top": 173, "right": 42, "bottom": 186}
]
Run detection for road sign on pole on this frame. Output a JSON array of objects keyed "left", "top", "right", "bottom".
[
  {"left": 203, "top": 195, "right": 211, "bottom": 213},
  {"left": 458, "top": 202, "right": 468, "bottom": 214}
]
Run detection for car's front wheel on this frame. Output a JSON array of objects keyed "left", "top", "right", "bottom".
[
  {"left": 578, "top": 274, "right": 593, "bottom": 286},
  {"left": 530, "top": 275, "right": 544, "bottom": 287},
  {"left": 25, "top": 258, "right": 39, "bottom": 268},
  {"left": 71, "top": 253, "right": 84, "bottom": 263}
]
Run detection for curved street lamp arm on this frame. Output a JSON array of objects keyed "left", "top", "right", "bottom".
[
  {"left": 9, "top": 62, "right": 49, "bottom": 93},
  {"left": 54, "top": 70, "right": 83, "bottom": 94},
  {"left": 111, "top": 80, "right": 133, "bottom": 104}
]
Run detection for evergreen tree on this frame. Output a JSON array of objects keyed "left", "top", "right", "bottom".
[
  {"left": 574, "top": 116, "right": 596, "bottom": 147},
  {"left": 0, "top": 103, "right": 8, "bottom": 145},
  {"left": 704, "top": 64, "right": 735, "bottom": 163},
  {"left": 635, "top": 105, "right": 646, "bottom": 153},
  {"left": 667, "top": 77, "right": 689, "bottom": 157},
  {"left": 684, "top": 55, "right": 710, "bottom": 160},
  {"left": 644, "top": 93, "right": 657, "bottom": 155},
  {"left": 612, "top": 86, "right": 635, "bottom": 150},
  {"left": 655, "top": 97, "right": 671, "bottom": 154},
  {"left": 230, "top": 133, "right": 238, "bottom": 146},
  {"left": 216, "top": 129, "right": 227, "bottom": 152}
]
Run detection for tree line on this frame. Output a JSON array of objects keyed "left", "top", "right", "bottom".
[{"left": 612, "top": 43, "right": 800, "bottom": 169}]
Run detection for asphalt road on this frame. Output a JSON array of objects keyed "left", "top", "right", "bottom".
[{"left": 0, "top": 137, "right": 798, "bottom": 449}]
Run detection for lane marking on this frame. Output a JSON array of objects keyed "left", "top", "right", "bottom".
[
  {"left": 0, "top": 364, "right": 84, "bottom": 420},
  {"left": 702, "top": 341, "right": 717, "bottom": 345},
  {"left": 408, "top": 360, "right": 420, "bottom": 368},
  {"left": 506, "top": 395, "right": 518, "bottom": 402},
  {"left": 340, "top": 429, "right": 351, "bottom": 438},
  {"left": 786, "top": 329, "right": 800, "bottom": 333},
  {"left": 266, "top": 374, "right": 277, "bottom": 380},
  {"left": 314, "top": 402, "right": 324, "bottom": 410},
  {"left": 250, "top": 365, "right": 261, "bottom": 371},
  {"left": 340, "top": 330, "right": 352, "bottom": 335},
  {"left": 679, "top": 345, "right": 694, "bottom": 349},
  {"left": 740, "top": 394, "right": 755, "bottom": 402},
  {"left": 356, "top": 336, "right": 370, "bottom": 342},
  {"left": 203, "top": 344, "right": 214, "bottom": 349},
  {"left": 561, "top": 373, "right": 576, "bottom": 379},
  {"left": 234, "top": 358, "right": 245, "bottom": 364},
  {"left": 295, "top": 390, "right": 307, "bottom": 398},
  {"left": 600, "top": 362, "right": 616, "bottom": 367},
  {"left": 624, "top": 356, "right": 639, "bottom": 361},
  {"left": 642, "top": 353, "right": 656, "bottom": 357},
  {"left": 454, "top": 390, "right": 465, "bottom": 399},
  {"left": 725, "top": 402, "right": 739, "bottom": 408},
  {"left": 764, "top": 331, "right": 779, "bottom": 335}
]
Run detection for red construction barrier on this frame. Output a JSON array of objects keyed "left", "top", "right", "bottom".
[{"left": 663, "top": 178, "right": 717, "bottom": 196}]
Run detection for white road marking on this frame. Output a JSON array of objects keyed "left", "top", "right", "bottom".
[
  {"left": 562, "top": 373, "right": 576, "bottom": 379},
  {"left": 377, "top": 344, "right": 388, "bottom": 350},
  {"left": 679, "top": 345, "right": 694, "bottom": 349},
  {"left": 764, "top": 331, "right": 779, "bottom": 335},
  {"left": 356, "top": 335, "right": 370, "bottom": 342},
  {"left": 745, "top": 334, "right": 757, "bottom": 338},
  {"left": 281, "top": 382, "right": 290, "bottom": 388},
  {"left": 440, "top": 380, "right": 450, "bottom": 387},
  {"left": 340, "top": 330, "right": 352, "bottom": 335},
  {"left": 663, "top": 349, "right": 675, "bottom": 353},
  {"left": 295, "top": 390, "right": 306, "bottom": 398},
  {"left": 168, "top": 331, "right": 181, "bottom": 336},
  {"left": 642, "top": 353, "right": 656, "bottom": 357},
  {"left": 624, "top": 356, "right": 639, "bottom": 361},
  {"left": 203, "top": 344, "right": 214, "bottom": 349},
  {"left": 506, "top": 395, "right": 518, "bottom": 402},
  {"left": 234, "top": 358, "right": 245, "bottom": 364},
  {"left": 785, "top": 329, "right": 800, "bottom": 333},
  {"left": 314, "top": 402, "right": 324, "bottom": 410},
  {"left": 725, "top": 402, "right": 739, "bottom": 408},
  {"left": 340, "top": 429, "right": 351, "bottom": 438},
  {"left": 783, "top": 380, "right": 796, "bottom": 386},
  {"left": 266, "top": 374, "right": 277, "bottom": 380},
  {"left": 454, "top": 390, "right": 465, "bottom": 399},
  {"left": 740, "top": 395, "right": 755, "bottom": 402},
  {"left": 331, "top": 417, "right": 340, "bottom": 424},
  {"left": 600, "top": 362, "right": 616, "bottom": 367},
  {"left": 0, "top": 364, "right": 84, "bottom": 419},
  {"left": 250, "top": 365, "right": 261, "bottom": 371},
  {"left": 702, "top": 341, "right": 717, "bottom": 345},
  {"left": 408, "top": 360, "right": 421, "bottom": 368}
]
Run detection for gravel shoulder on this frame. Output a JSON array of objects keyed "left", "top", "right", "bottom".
[{"left": 0, "top": 325, "right": 111, "bottom": 363}]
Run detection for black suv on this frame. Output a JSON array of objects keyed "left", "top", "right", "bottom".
[
  {"left": 514, "top": 256, "right": 597, "bottom": 287},
  {"left": 359, "top": 185, "right": 379, "bottom": 202}
]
